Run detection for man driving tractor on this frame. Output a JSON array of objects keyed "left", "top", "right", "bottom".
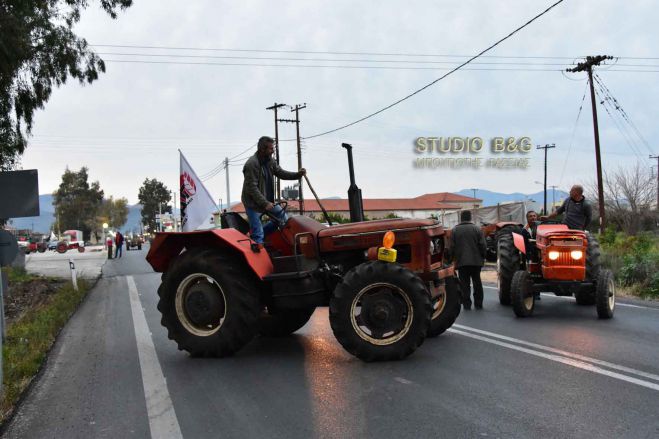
[
  {"left": 543, "top": 184, "right": 592, "bottom": 230},
  {"left": 241, "top": 136, "right": 306, "bottom": 245}
]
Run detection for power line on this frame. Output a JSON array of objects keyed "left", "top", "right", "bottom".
[
  {"left": 90, "top": 43, "right": 659, "bottom": 60},
  {"left": 593, "top": 74, "right": 655, "bottom": 154},
  {"left": 559, "top": 80, "right": 588, "bottom": 185},
  {"left": 298, "top": 0, "right": 567, "bottom": 140},
  {"left": 101, "top": 58, "right": 659, "bottom": 73},
  {"left": 95, "top": 51, "right": 659, "bottom": 68}
]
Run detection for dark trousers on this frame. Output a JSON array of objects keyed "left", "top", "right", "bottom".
[{"left": 458, "top": 266, "right": 484, "bottom": 307}]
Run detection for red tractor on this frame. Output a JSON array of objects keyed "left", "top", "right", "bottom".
[
  {"left": 146, "top": 145, "right": 461, "bottom": 362},
  {"left": 496, "top": 221, "right": 614, "bottom": 319},
  {"left": 146, "top": 209, "right": 461, "bottom": 362}
]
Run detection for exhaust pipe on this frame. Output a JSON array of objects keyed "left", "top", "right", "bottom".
[{"left": 342, "top": 143, "right": 364, "bottom": 222}]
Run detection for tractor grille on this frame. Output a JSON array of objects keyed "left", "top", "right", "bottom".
[{"left": 548, "top": 250, "right": 583, "bottom": 267}]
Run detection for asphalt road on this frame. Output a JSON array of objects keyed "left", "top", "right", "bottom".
[{"left": 4, "top": 247, "right": 659, "bottom": 438}]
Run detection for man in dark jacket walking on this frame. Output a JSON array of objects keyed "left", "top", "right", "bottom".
[
  {"left": 241, "top": 136, "right": 305, "bottom": 245},
  {"left": 451, "top": 210, "right": 487, "bottom": 310}
]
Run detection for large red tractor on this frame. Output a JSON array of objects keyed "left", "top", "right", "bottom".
[
  {"left": 146, "top": 145, "right": 461, "bottom": 362},
  {"left": 496, "top": 221, "right": 614, "bottom": 319},
  {"left": 146, "top": 209, "right": 461, "bottom": 362}
]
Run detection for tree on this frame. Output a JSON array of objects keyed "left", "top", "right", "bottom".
[
  {"left": 138, "top": 178, "right": 171, "bottom": 233},
  {"left": 98, "top": 196, "right": 129, "bottom": 229},
  {"left": 53, "top": 167, "right": 104, "bottom": 240},
  {"left": 0, "top": 0, "right": 132, "bottom": 170},
  {"left": 588, "top": 162, "right": 658, "bottom": 235}
]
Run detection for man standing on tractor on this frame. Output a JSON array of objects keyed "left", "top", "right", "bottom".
[
  {"left": 543, "top": 184, "right": 592, "bottom": 230},
  {"left": 452, "top": 210, "right": 487, "bottom": 310},
  {"left": 241, "top": 136, "right": 306, "bottom": 245}
]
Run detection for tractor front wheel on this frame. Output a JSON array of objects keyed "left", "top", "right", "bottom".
[
  {"left": 330, "top": 261, "right": 431, "bottom": 362},
  {"left": 596, "top": 269, "right": 615, "bottom": 319},
  {"left": 511, "top": 270, "right": 535, "bottom": 317},
  {"left": 427, "top": 276, "right": 461, "bottom": 338},
  {"left": 158, "top": 248, "right": 261, "bottom": 357},
  {"left": 258, "top": 307, "right": 316, "bottom": 337}
]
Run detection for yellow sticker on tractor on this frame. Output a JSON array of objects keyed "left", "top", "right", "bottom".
[{"left": 377, "top": 247, "right": 397, "bottom": 263}]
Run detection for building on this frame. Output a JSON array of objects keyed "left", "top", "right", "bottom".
[{"left": 230, "top": 192, "right": 482, "bottom": 220}]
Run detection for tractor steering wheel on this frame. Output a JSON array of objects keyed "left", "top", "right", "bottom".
[{"left": 260, "top": 200, "right": 288, "bottom": 225}]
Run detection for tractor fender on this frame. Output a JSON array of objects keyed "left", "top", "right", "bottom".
[
  {"left": 145, "top": 229, "right": 273, "bottom": 280},
  {"left": 512, "top": 232, "right": 526, "bottom": 254}
]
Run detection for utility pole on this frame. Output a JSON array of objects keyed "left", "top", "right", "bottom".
[
  {"left": 536, "top": 144, "right": 555, "bottom": 215},
  {"left": 567, "top": 55, "right": 612, "bottom": 232},
  {"left": 279, "top": 103, "right": 307, "bottom": 215},
  {"left": 267, "top": 103, "right": 287, "bottom": 198},
  {"left": 171, "top": 191, "right": 178, "bottom": 232},
  {"left": 225, "top": 157, "right": 231, "bottom": 208},
  {"left": 549, "top": 185, "right": 558, "bottom": 212},
  {"left": 651, "top": 155, "right": 659, "bottom": 209}
]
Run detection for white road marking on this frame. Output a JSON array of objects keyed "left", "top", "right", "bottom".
[
  {"left": 127, "top": 276, "right": 183, "bottom": 439},
  {"left": 454, "top": 324, "right": 659, "bottom": 382},
  {"left": 449, "top": 327, "right": 659, "bottom": 392},
  {"left": 482, "top": 285, "right": 658, "bottom": 310}
]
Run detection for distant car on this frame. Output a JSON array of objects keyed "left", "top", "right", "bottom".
[
  {"left": 126, "top": 235, "right": 142, "bottom": 251},
  {"left": 48, "top": 241, "right": 59, "bottom": 251}
]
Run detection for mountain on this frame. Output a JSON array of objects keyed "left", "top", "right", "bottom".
[
  {"left": 457, "top": 189, "right": 569, "bottom": 209},
  {"left": 9, "top": 194, "right": 144, "bottom": 234}
]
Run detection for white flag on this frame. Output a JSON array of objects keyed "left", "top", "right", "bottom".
[{"left": 180, "top": 150, "right": 218, "bottom": 232}]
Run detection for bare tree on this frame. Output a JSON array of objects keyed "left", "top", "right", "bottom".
[{"left": 588, "top": 162, "right": 657, "bottom": 234}]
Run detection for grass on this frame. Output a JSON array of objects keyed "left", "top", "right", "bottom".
[
  {"left": 1, "top": 270, "right": 90, "bottom": 423},
  {"left": 2, "top": 267, "right": 37, "bottom": 283}
]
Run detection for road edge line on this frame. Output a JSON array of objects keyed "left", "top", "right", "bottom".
[{"left": 127, "top": 276, "right": 183, "bottom": 439}]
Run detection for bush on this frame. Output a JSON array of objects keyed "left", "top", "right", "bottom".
[{"left": 599, "top": 231, "right": 659, "bottom": 298}]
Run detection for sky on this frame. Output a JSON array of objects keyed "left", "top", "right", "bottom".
[{"left": 19, "top": 0, "right": 659, "bottom": 206}]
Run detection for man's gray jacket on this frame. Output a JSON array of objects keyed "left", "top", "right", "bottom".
[
  {"left": 451, "top": 222, "right": 487, "bottom": 268},
  {"left": 556, "top": 196, "right": 592, "bottom": 230},
  {"left": 241, "top": 152, "right": 301, "bottom": 211}
]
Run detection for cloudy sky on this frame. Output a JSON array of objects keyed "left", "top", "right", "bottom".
[{"left": 20, "top": 0, "right": 658, "bottom": 205}]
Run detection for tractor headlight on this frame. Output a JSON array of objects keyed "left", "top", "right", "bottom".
[
  {"left": 570, "top": 250, "right": 583, "bottom": 260},
  {"left": 548, "top": 250, "right": 560, "bottom": 261}
]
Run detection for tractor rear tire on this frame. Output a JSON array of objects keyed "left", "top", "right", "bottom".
[
  {"left": 330, "top": 261, "right": 431, "bottom": 362},
  {"left": 56, "top": 242, "right": 67, "bottom": 254},
  {"left": 586, "top": 235, "right": 602, "bottom": 281},
  {"left": 596, "top": 269, "right": 615, "bottom": 319},
  {"left": 495, "top": 224, "right": 523, "bottom": 242},
  {"left": 158, "top": 248, "right": 261, "bottom": 357},
  {"left": 428, "top": 276, "right": 461, "bottom": 338},
  {"left": 511, "top": 270, "right": 535, "bottom": 317},
  {"left": 497, "top": 234, "right": 520, "bottom": 306},
  {"left": 258, "top": 307, "right": 316, "bottom": 337}
]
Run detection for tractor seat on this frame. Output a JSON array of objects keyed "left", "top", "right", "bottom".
[{"left": 220, "top": 212, "right": 250, "bottom": 235}]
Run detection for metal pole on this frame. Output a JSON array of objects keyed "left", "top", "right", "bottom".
[
  {"left": 588, "top": 68, "right": 606, "bottom": 232},
  {"left": 293, "top": 104, "right": 306, "bottom": 215},
  {"left": 158, "top": 203, "right": 162, "bottom": 232},
  {"left": 267, "top": 103, "right": 286, "bottom": 198},
  {"left": 225, "top": 157, "right": 231, "bottom": 208},
  {"left": 651, "top": 155, "right": 659, "bottom": 209},
  {"left": 171, "top": 191, "right": 178, "bottom": 232}
]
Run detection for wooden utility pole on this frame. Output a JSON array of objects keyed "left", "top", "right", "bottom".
[
  {"left": 651, "top": 154, "right": 659, "bottom": 210},
  {"left": 224, "top": 157, "right": 230, "bottom": 208},
  {"left": 266, "top": 103, "right": 287, "bottom": 198},
  {"left": 567, "top": 55, "right": 612, "bottom": 232},
  {"left": 279, "top": 103, "right": 307, "bottom": 215},
  {"left": 537, "top": 144, "right": 555, "bottom": 215}
]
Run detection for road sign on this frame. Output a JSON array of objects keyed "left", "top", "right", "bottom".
[
  {"left": 0, "top": 170, "right": 40, "bottom": 219},
  {"left": 0, "top": 230, "right": 18, "bottom": 267}
]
